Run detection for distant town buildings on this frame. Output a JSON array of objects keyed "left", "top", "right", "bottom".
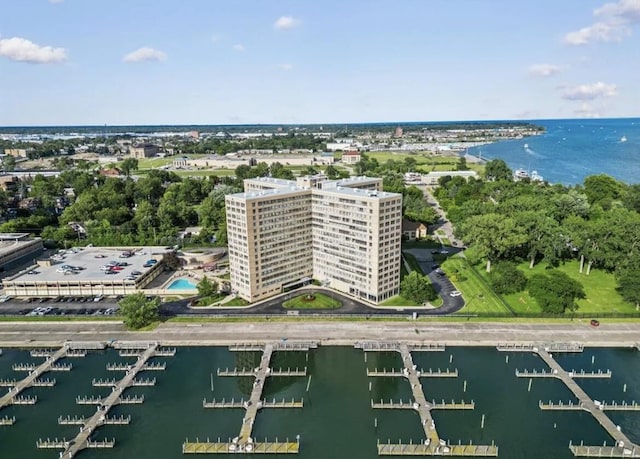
[
  {"left": 341, "top": 151, "right": 361, "bottom": 165},
  {"left": 394, "top": 126, "right": 403, "bottom": 138},
  {"left": 225, "top": 175, "right": 402, "bottom": 304},
  {"left": 404, "top": 170, "right": 478, "bottom": 186},
  {"left": 130, "top": 143, "right": 160, "bottom": 159},
  {"left": 3, "top": 148, "right": 31, "bottom": 158}
]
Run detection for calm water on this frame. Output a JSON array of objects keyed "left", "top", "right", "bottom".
[
  {"left": 0, "top": 346, "right": 639, "bottom": 458},
  {"left": 467, "top": 118, "right": 640, "bottom": 185},
  {"left": 167, "top": 278, "right": 197, "bottom": 290}
]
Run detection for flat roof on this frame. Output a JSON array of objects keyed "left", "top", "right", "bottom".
[
  {"left": 0, "top": 237, "right": 41, "bottom": 258},
  {"left": 0, "top": 233, "right": 30, "bottom": 241},
  {"left": 228, "top": 186, "right": 308, "bottom": 200},
  {"left": 7, "top": 246, "right": 171, "bottom": 284},
  {"left": 314, "top": 186, "right": 398, "bottom": 200}
]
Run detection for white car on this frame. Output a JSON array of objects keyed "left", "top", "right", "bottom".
[
  {"left": 93, "top": 295, "right": 104, "bottom": 302},
  {"left": 449, "top": 290, "right": 462, "bottom": 297}
]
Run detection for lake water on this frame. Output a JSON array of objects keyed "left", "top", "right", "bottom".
[
  {"left": 467, "top": 118, "right": 640, "bottom": 185},
  {"left": 0, "top": 346, "right": 639, "bottom": 458}
]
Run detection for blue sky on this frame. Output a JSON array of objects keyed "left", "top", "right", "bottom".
[{"left": 1, "top": 0, "right": 639, "bottom": 125}]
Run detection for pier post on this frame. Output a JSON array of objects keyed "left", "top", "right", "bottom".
[
  {"left": 528, "top": 378, "right": 532, "bottom": 392},
  {"left": 481, "top": 414, "right": 485, "bottom": 429}
]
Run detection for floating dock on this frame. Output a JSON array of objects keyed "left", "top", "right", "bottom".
[
  {"left": 360, "top": 342, "right": 498, "bottom": 456},
  {"left": 57, "top": 343, "right": 164, "bottom": 459},
  {"left": 532, "top": 349, "right": 640, "bottom": 457},
  {"left": 0, "top": 346, "right": 70, "bottom": 414},
  {"left": 515, "top": 368, "right": 612, "bottom": 379},
  {"left": 185, "top": 341, "right": 310, "bottom": 454}
]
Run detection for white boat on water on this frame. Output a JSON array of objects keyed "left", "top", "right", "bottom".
[
  {"left": 620, "top": 136, "right": 627, "bottom": 142},
  {"left": 531, "top": 171, "right": 544, "bottom": 182},
  {"left": 524, "top": 143, "right": 529, "bottom": 149},
  {"left": 514, "top": 169, "right": 530, "bottom": 180}
]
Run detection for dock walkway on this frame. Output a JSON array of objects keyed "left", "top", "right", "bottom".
[
  {"left": 185, "top": 342, "right": 309, "bottom": 454},
  {"left": 368, "top": 344, "right": 498, "bottom": 456},
  {"left": 0, "top": 345, "right": 68, "bottom": 412},
  {"left": 536, "top": 350, "right": 640, "bottom": 457},
  {"left": 59, "top": 343, "right": 160, "bottom": 459}
]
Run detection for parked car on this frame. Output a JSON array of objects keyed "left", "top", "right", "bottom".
[
  {"left": 131, "top": 271, "right": 142, "bottom": 276},
  {"left": 449, "top": 290, "right": 462, "bottom": 297},
  {"left": 93, "top": 295, "right": 104, "bottom": 302},
  {"left": 590, "top": 319, "right": 600, "bottom": 327}
]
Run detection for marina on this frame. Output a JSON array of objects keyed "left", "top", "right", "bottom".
[{"left": 0, "top": 344, "right": 639, "bottom": 458}]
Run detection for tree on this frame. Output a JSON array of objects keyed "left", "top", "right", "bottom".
[
  {"left": 400, "top": 271, "right": 438, "bottom": 304},
  {"left": 118, "top": 293, "right": 160, "bottom": 329},
  {"left": 583, "top": 174, "right": 623, "bottom": 208},
  {"left": 120, "top": 158, "right": 139, "bottom": 177},
  {"left": 2, "top": 155, "right": 16, "bottom": 172},
  {"left": 616, "top": 264, "right": 640, "bottom": 310},
  {"left": 489, "top": 262, "right": 527, "bottom": 294},
  {"left": 270, "top": 162, "right": 294, "bottom": 180},
  {"left": 484, "top": 159, "right": 512, "bottom": 181},
  {"left": 197, "top": 276, "right": 219, "bottom": 297},
  {"left": 459, "top": 213, "right": 528, "bottom": 272},
  {"left": 456, "top": 157, "right": 469, "bottom": 171},
  {"left": 325, "top": 164, "right": 340, "bottom": 180},
  {"left": 527, "top": 271, "right": 585, "bottom": 314}
]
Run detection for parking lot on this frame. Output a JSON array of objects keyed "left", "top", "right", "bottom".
[{"left": 0, "top": 295, "right": 120, "bottom": 316}]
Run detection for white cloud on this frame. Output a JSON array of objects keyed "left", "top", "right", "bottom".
[
  {"left": 49, "top": 0, "right": 64, "bottom": 3},
  {"left": 232, "top": 44, "right": 245, "bottom": 52},
  {"left": 528, "top": 64, "right": 561, "bottom": 77},
  {"left": 123, "top": 47, "right": 167, "bottom": 63},
  {"left": 564, "top": 21, "right": 630, "bottom": 45},
  {"left": 278, "top": 63, "right": 293, "bottom": 71},
  {"left": 0, "top": 36, "right": 67, "bottom": 64},
  {"left": 595, "top": 0, "right": 640, "bottom": 22},
  {"left": 562, "top": 82, "right": 617, "bottom": 100},
  {"left": 274, "top": 16, "right": 300, "bottom": 30},
  {"left": 565, "top": 0, "right": 640, "bottom": 45},
  {"left": 574, "top": 103, "right": 602, "bottom": 118}
]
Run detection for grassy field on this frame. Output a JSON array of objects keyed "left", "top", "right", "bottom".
[
  {"left": 491, "top": 261, "right": 634, "bottom": 314},
  {"left": 441, "top": 257, "right": 512, "bottom": 314},
  {"left": 282, "top": 293, "right": 341, "bottom": 309}
]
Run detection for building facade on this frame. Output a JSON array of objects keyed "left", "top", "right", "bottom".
[
  {"left": 130, "top": 144, "right": 160, "bottom": 159},
  {"left": 225, "top": 176, "right": 402, "bottom": 304}
]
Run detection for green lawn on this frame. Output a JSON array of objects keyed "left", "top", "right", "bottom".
[
  {"left": 282, "top": 293, "right": 342, "bottom": 309},
  {"left": 442, "top": 257, "right": 512, "bottom": 314},
  {"left": 491, "top": 261, "right": 634, "bottom": 314},
  {"left": 223, "top": 297, "right": 250, "bottom": 307}
]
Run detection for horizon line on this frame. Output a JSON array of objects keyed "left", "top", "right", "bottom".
[{"left": 2, "top": 116, "right": 640, "bottom": 130}]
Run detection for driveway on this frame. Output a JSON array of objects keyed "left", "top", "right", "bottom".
[{"left": 403, "top": 247, "right": 464, "bottom": 314}]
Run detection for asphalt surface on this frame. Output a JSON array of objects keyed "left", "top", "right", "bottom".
[{"left": 0, "top": 321, "right": 638, "bottom": 348}]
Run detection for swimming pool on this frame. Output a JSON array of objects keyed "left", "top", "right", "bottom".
[{"left": 167, "top": 278, "right": 197, "bottom": 290}]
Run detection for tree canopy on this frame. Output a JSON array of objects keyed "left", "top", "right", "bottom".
[{"left": 118, "top": 293, "right": 160, "bottom": 329}]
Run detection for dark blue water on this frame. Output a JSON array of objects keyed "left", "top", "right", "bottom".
[
  {"left": 1, "top": 347, "right": 639, "bottom": 458},
  {"left": 467, "top": 118, "right": 640, "bottom": 185}
]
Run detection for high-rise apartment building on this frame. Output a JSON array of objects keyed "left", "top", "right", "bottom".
[{"left": 225, "top": 175, "right": 402, "bottom": 304}]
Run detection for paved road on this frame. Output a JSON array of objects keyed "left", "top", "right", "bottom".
[
  {"left": 403, "top": 248, "right": 464, "bottom": 314},
  {"left": 159, "top": 285, "right": 461, "bottom": 317},
  {"left": 0, "top": 321, "right": 638, "bottom": 347}
]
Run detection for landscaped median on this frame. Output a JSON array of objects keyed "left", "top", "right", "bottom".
[{"left": 282, "top": 293, "right": 341, "bottom": 310}]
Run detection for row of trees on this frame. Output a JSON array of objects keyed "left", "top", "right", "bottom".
[{"left": 435, "top": 160, "right": 640, "bottom": 309}]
